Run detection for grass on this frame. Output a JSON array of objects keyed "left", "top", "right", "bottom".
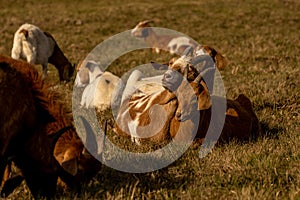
[{"left": 0, "top": 0, "right": 299, "bottom": 199}]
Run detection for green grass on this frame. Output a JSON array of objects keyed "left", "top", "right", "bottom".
[{"left": 0, "top": 0, "right": 299, "bottom": 199}]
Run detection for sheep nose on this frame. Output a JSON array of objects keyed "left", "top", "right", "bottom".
[{"left": 163, "top": 73, "right": 171, "bottom": 80}]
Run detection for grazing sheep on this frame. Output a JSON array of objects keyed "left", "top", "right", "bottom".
[
  {"left": 131, "top": 20, "right": 197, "bottom": 54},
  {"left": 0, "top": 58, "right": 78, "bottom": 198},
  {"left": 11, "top": 23, "right": 74, "bottom": 81},
  {"left": 0, "top": 55, "right": 102, "bottom": 198}
]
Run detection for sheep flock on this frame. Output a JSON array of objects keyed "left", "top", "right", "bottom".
[{"left": 0, "top": 13, "right": 293, "bottom": 199}]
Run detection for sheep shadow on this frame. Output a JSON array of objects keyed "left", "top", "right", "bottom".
[
  {"left": 258, "top": 121, "right": 284, "bottom": 140},
  {"left": 81, "top": 165, "right": 189, "bottom": 198}
]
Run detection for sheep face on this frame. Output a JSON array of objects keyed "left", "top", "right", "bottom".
[
  {"left": 131, "top": 20, "right": 153, "bottom": 38},
  {"left": 58, "top": 144, "right": 102, "bottom": 182},
  {"left": 74, "top": 60, "right": 102, "bottom": 87},
  {"left": 60, "top": 63, "right": 74, "bottom": 81},
  {"left": 162, "top": 57, "right": 198, "bottom": 91},
  {"left": 174, "top": 77, "right": 211, "bottom": 122},
  {"left": 194, "top": 45, "right": 228, "bottom": 70}
]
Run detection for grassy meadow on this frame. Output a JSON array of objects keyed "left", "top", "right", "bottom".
[{"left": 0, "top": 0, "right": 299, "bottom": 199}]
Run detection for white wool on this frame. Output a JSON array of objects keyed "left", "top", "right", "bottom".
[
  {"left": 80, "top": 71, "right": 121, "bottom": 111},
  {"left": 121, "top": 70, "right": 164, "bottom": 105},
  {"left": 11, "top": 23, "right": 56, "bottom": 78}
]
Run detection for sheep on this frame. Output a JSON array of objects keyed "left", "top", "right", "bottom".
[
  {"left": 168, "top": 69, "right": 261, "bottom": 144},
  {"left": 162, "top": 51, "right": 261, "bottom": 144},
  {"left": 75, "top": 60, "right": 122, "bottom": 111},
  {"left": 112, "top": 46, "right": 216, "bottom": 145},
  {"left": 114, "top": 45, "right": 260, "bottom": 145},
  {"left": 11, "top": 23, "right": 74, "bottom": 81},
  {"left": 114, "top": 84, "right": 178, "bottom": 145},
  {"left": 0, "top": 58, "right": 78, "bottom": 198},
  {"left": 0, "top": 55, "right": 102, "bottom": 198},
  {"left": 131, "top": 20, "right": 197, "bottom": 55}
]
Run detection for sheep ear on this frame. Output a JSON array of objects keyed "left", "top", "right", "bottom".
[
  {"left": 140, "top": 20, "right": 154, "bottom": 26},
  {"left": 203, "top": 45, "right": 228, "bottom": 70},
  {"left": 197, "top": 82, "right": 211, "bottom": 110},
  {"left": 61, "top": 158, "right": 78, "bottom": 176},
  {"left": 49, "top": 126, "right": 73, "bottom": 150},
  {"left": 193, "top": 73, "right": 202, "bottom": 84}
]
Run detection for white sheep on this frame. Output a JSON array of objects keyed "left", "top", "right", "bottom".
[
  {"left": 75, "top": 60, "right": 122, "bottom": 111},
  {"left": 131, "top": 20, "right": 197, "bottom": 55},
  {"left": 121, "top": 70, "right": 164, "bottom": 105},
  {"left": 11, "top": 23, "right": 74, "bottom": 81},
  {"left": 80, "top": 71, "right": 121, "bottom": 111}
]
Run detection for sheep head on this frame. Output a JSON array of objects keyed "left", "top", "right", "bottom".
[
  {"left": 61, "top": 62, "right": 75, "bottom": 82},
  {"left": 131, "top": 20, "right": 154, "bottom": 38},
  {"left": 174, "top": 67, "right": 212, "bottom": 122},
  {"left": 194, "top": 45, "right": 228, "bottom": 70},
  {"left": 161, "top": 47, "right": 198, "bottom": 91}
]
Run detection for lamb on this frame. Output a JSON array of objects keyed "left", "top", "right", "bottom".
[
  {"left": 0, "top": 55, "right": 102, "bottom": 198},
  {"left": 0, "top": 57, "right": 78, "bottom": 198},
  {"left": 131, "top": 20, "right": 197, "bottom": 55},
  {"left": 11, "top": 23, "right": 74, "bottom": 81}
]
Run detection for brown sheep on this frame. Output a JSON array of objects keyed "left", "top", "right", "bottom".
[
  {"left": 0, "top": 55, "right": 101, "bottom": 198},
  {"left": 0, "top": 55, "right": 102, "bottom": 182},
  {"left": 0, "top": 60, "right": 78, "bottom": 198},
  {"left": 162, "top": 49, "right": 261, "bottom": 144},
  {"left": 168, "top": 68, "right": 261, "bottom": 144},
  {"left": 113, "top": 45, "right": 225, "bottom": 145},
  {"left": 131, "top": 20, "right": 197, "bottom": 54}
]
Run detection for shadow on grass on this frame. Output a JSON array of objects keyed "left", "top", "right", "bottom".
[
  {"left": 83, "top": 165, "right": 188, "bottom": 197},
  {"left": 258, "top": 122, "right": 284, "bottom": 140}
]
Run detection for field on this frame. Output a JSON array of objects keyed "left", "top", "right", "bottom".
[{"left": 0, "top": 0, "right": 299, "bottom": 199}]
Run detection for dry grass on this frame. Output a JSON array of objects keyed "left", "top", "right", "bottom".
[{"left": 0, "top": 0, "right": 299, "bottom": 199}]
